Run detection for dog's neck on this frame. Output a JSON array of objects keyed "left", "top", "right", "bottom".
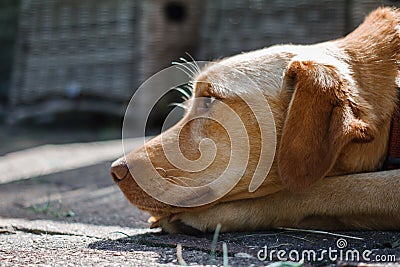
[
  {"left": 327, "top": 8, "right": 400, "bottom": 175},
  {"left": 340, "top": 7, "right": 400, "bottom": 65},
  {"left": 338, "top": 8, "right": 400, "bottom": 109},
  {"left": 345, "top": 8, "right": 400, "bottom": 171}
]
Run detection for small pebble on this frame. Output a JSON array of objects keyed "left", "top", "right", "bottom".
[{"left": 234, "top": 252, "right": 254, "bottom": 258}]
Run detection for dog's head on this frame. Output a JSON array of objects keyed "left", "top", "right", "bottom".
[{"left": 111, "top": 7, "right": 400, "bottom": 232}]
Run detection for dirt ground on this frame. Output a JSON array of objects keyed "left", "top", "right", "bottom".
[{"left": 1, "top": 119, "right": 400, "bottom": 266}]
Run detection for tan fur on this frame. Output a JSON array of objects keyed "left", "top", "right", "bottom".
[{"left": 111, "top": 7, "right": 400, "bottom": 233}]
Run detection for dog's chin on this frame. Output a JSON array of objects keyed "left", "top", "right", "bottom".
[
  {"left": 115, "top": 172, "right": 222, "bottom": 234},
  {"left": 134, "top": 206, "right": 202, "bottom": 234}
]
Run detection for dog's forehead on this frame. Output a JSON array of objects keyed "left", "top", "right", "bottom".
[{"left": 194, "top": 46, "right": 296, "bottom": 98}]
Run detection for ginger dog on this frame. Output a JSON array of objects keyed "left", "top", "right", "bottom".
[{"left": 111, "top": 7, "right": 400, "bottom": 233}]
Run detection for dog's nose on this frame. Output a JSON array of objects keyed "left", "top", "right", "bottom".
[{"left": 111, "top": 158, "right": 129, "bottom": 182}]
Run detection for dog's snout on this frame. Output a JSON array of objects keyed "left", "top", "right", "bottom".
[{"left": 111, "top": 158, "right": 129, "bottom": 182}]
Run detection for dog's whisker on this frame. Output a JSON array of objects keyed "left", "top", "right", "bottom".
[
  {"left": 168, "top": 102, "right": 188, "bottom": 110},
  {"left": 174, "top": 86, "right": 192, "bottom": 100},
  {"left": 184, "top": 52, "right": 202, "bottom": 74},
  {"left": 178, "top": 84, "right": 194, "bottom": 99},
  {"left": 178, "top": 57, "right": 194, "bottom": 71},
  {"left": 172, "top": 62, "right": 196, "bottom": 79},
  {"left": 155, "top": 167, "right": 167, "bottom": 177},
  {"left": 161, "top": 175, "right": 199, "bottom": 196},
  {"left": 160, "top": 168, "right": 198, "bottom": 182},
  {"left": 156, "top": 167, "right": 192, "bottom": 186},
  {"left": 163, "top": 177, "right": 179, "bottom": 185},
  {"left": 167, "top": 175, "right": 191, "bottom": 187},
  {"left": 172, "top": 176, "right": 197, "bottom": 182},
  {"left": 171, "top": 63, "right": 194, "bottom": 79},
  {"left": 179, "top": 56, "right": 200, "bottom": 77},
  {"left": 184, "top": 82, "right": 194, "bottom": 93},
  {"left": 162, "top": 168, "right": 185, "bottom": 173},
  {"left": 179, "top": 55, "right": 201, "bottom": 78},
  {"left": 167, "top": 176, "right": 200, "bottom": 192}
]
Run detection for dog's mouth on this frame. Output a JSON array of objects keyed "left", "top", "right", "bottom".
[
  {"left": 111, "top": 166, "right": 194, "bottom": 220},
  {"left": 111, "top": 160, "right": 220, "bottom": 234}
]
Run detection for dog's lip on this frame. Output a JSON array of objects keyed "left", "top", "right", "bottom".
[
  {"left": 148, "top": 213, "right": 182, "bottom": 229},
  {"left": 134, "top": 203, "right": 174, "bottom": 216}
]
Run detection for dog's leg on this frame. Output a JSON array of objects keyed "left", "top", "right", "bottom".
[
  {"left": 287, "top": 170, "right": 400, "bottom": 230},
  {"left": 176, "top": 170, "right": 400, "bottom": 232}
]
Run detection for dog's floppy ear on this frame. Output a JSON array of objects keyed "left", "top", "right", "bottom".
[{"left": 278, "top": 61, "right": 375, "bottom": 191}]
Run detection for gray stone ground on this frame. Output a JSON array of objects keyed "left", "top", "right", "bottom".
[{"left": 1, "top": 122, "right": 400, "bottom": 266}]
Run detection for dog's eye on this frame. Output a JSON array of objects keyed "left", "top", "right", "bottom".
[
  {"left": 196, "top": 96, "right": 216, "bottom": 112},
  {"left": 204, "top": 96, "right": 215, "bottom": 108},
  {"left": 202, "top": 96, "right": 215, "bottom": 108}
]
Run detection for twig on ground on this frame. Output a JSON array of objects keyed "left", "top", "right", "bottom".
[
  {"left": 176, "top": 243, "right": 187, "bottom": 266},
  {"left": 276, "top": 227, "right": 364, "bottom": 240}
]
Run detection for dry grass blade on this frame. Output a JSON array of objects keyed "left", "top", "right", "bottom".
[
  {"left": 176, "top": 243, "right": 187, "bottom": 265},
  {"left": 277, "top": 227, "right": 364, "bottom": 240}
]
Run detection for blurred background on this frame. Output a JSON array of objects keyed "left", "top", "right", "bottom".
[{"left": 0, "top": 0, "right": 399, "bottom": 153}]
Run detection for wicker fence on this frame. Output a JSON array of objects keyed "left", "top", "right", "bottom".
[
  {"left": 197, "top": 0, "right": 400, "bottom": 59},
  {"left": 0, "top": 0, "right": 19, "bottom": 115},
  {"left": 8, "top": 0, "right": 139, "bottom": 122},
  {"left": 6, "top": 0, "right": 400, "bottom": 124}
]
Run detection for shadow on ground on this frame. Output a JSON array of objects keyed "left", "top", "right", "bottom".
[{"left": 88, "top": 230, "right": 400, "bottom": 266}]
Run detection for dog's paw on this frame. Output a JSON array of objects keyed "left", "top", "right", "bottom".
[{"left": 149, "top": 215, "right": 203, "bottom": 235}]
